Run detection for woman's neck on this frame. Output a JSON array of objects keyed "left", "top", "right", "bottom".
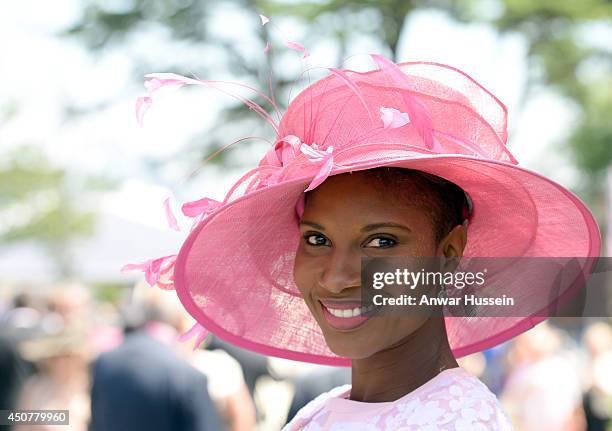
[{"left": 349, "top": 317, "right": 459, "bottom": 402}]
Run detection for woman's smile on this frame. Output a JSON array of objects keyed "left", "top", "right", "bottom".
[{"left": 318, "top": 299, "right": 376, "bottom": 330}]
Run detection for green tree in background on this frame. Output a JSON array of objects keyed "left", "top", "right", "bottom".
[
  {"left": 0, "top": 146, "right": 107, "bottom": 277},
  {"left": 453, "top": 0, "right": 612, "bottom": 221}
]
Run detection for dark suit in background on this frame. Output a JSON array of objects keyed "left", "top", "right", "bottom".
[{"left": 89, "top": 329, "right": 222, "bottom": 431}]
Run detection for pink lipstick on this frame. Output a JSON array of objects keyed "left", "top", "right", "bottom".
[{"left": 319, "top": 300, "right": 374, "bottom": 330}]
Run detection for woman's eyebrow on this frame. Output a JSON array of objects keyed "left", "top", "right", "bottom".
[
  {"left": 299, "top": 220, "right": 325, "bottom": 230},
  {"left": 360, "top": 222, "right": 412, "bottom": 233}
]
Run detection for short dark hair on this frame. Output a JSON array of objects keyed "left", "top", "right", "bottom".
[{"left": 360, "top": 167, "right": 468, "bottom": 244}]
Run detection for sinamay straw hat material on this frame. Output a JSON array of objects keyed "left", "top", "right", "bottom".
[{"left": 127, "top": 53, "right": 601, "bottom": 366}]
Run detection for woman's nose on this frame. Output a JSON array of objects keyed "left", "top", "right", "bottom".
[{"left": 318, "top": 249, "right": 361, "bottom": 294}]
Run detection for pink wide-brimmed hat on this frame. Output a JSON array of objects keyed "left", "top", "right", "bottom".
[{"left": 124, "top": 51, "right": 601, "bottom": 366}]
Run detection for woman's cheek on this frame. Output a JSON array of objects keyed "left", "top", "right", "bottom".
[{"left": 293, "top": 252, "right": 311, "bottom": 296}]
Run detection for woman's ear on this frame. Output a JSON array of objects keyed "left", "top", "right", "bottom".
[{"left": 438, "top": 224, "right": 467, "bottom": 271}]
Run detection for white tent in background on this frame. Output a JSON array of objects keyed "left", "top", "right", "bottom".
[{"left": 0, "top": 211, "right": 183, "bottom": 283}]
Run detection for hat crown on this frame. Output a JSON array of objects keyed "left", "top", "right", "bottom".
[{"left": 268, "top": 61, "right": 515, "bottom": 167}]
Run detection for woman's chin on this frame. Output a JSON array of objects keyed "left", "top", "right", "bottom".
[{"left": 321, "top": 330, "right": 380, "bottom": 360}]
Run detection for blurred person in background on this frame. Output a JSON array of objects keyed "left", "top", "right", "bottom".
[
  {"left": 581, "top": 320, "right": 612, "bottom": 431},
  {"left": 179, "top": 315, "right": 257, "bottom": 431},
  {"left": 0, "top": 292, "right": 49, "bottom": 342},
  {"left": 89, "top": 282, "right": 222, "bottom": 431},
  {"left": 480, "top": 343, "right": 513, "bottom": 396},
  {"left": 206, "top": 336, "right": 278, "bottom": 427},
  {"left": 44, "top": 281, "right": 94, "bottom": 328},
  {"left": 0, "top": 332, "right": 32, "bottom": 411},
  {"left": 284, "top": 366, "right": 351, "bottom": 425},
  {"left": 1, "top": 284, "right": 94, "bottom": 426},
  {"left": 87, "top": 301, "right": 124, "bottom": 356},
  {"left": 501, "top": 321, "right": 586, "bottom": 431},
  {"left": 456, "top": 350, "right": 487, "bottom": 381},
  {"left": 14, "top": 324, "right": 92, "bottom": 431},
  {"left": 153, "top": 285, "right": 257, "bottom": 430},
  {"left": 206, "top": 336, "right": 272, "bottom": 400}
]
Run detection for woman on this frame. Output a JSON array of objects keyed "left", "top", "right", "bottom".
[
  {"left": 126, "top": 47, "right": 601, "bottom": 430},
  {"left": 283, "top": 166, "right": 512, "bottom": 429},
  {"left": 16, "top": 325, "right": 91, "bottom": 431}
]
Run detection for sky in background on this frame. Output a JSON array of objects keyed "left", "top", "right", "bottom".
[{"left": 0, "top": 0, "right": 594, "bottom": 279}]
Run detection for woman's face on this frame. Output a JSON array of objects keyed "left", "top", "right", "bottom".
[{"left": 293, "top": 171, "right": 465, "bottom": 359}]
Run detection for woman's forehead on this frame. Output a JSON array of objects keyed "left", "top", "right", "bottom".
[
  {"left": 302, "top": 173, "right": 433, "bottom": 225},
  {"left": 304, "top": 170, "right": 431, "bottom": 207}
]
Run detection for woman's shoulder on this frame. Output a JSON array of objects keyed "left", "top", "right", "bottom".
[
  {"left": 283, "top": 367, "right": 514, "bottom": 430},
  {"left": 282, "top": 383, "right": 351, "bottom": 430},
  {"left": 404, "top": 366, "right": 514, "bottom": 430}
]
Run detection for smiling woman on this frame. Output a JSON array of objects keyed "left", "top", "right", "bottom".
[
  {"left": 128, "top": 49, "right": 601, "bottom": 431},
  {"left": 287, "top": 168, "right": 517, "bottom": 429}
]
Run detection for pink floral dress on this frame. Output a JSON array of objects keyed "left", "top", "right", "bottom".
[{"left": 283, "top": 367, "right": 514, "bottom": 430}]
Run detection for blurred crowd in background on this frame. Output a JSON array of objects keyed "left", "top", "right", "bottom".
[{"left": 1, "top": 282, "right": 611, "bottom": 431}]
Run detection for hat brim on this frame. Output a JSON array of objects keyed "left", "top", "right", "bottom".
[{"left": 174, "top": 155, "right": 600, "bottom": 366}]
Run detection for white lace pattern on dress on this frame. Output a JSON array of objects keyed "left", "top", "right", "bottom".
[{"left": 282, "top": 367, "right": 514, "bottom": 431}]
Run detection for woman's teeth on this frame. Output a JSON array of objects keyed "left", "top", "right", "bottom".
[{"left": 325, "top": 305, "right": 374, "bottom": 318}]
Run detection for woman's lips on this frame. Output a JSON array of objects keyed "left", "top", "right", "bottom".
[{"left": 318, "top": 300, "right": 374, "bottom": 330}]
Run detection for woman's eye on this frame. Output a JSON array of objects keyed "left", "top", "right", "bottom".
[
  {"left": 365, "top": 236, "right": 397, "bottom": 248},
  {"left": 304, "top": 233, "right": 329, "bottom": 246}
]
